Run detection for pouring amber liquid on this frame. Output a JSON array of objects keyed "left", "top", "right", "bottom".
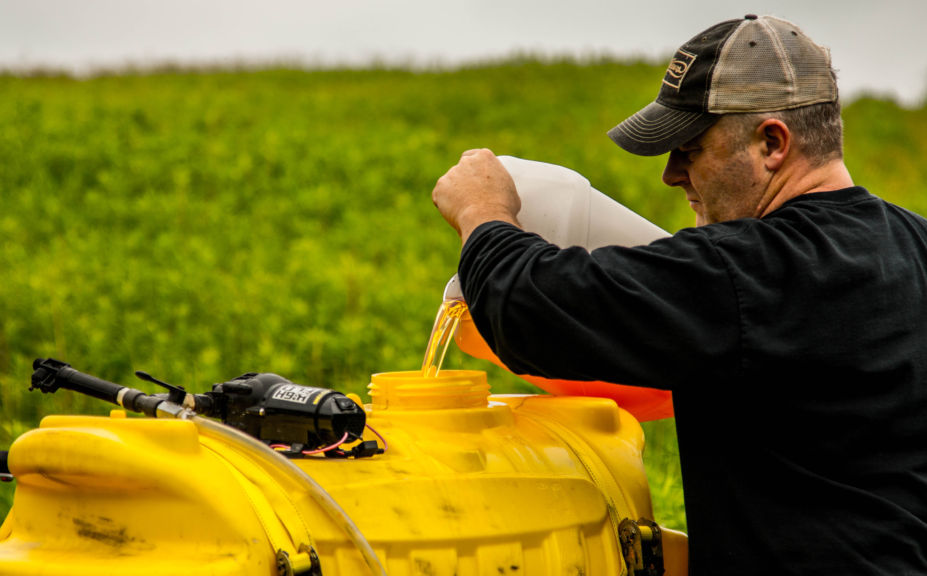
[{"left": 421, "top": 298, "right": 468, "bottom": 377}]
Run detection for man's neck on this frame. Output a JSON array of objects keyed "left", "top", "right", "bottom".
[{"left": 759, "top": 158, "right": 854, "bottom": 218}]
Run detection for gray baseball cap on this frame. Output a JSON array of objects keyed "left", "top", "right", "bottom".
[{"left": 609, "top": 15, "right": 837, "bottom": 156}]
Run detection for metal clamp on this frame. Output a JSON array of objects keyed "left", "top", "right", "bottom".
[{"left": 619, "top": 517, "right": 664, "bottom": 576}]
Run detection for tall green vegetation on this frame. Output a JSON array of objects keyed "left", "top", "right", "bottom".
[{"left": 1, "top": 60, "right": 925, "bottom": 530}]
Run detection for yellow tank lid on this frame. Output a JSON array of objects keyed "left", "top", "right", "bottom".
[{"left": 368, "top": 370, "right": 489, "bottom": 410}]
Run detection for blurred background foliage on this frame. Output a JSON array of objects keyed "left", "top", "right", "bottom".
[{"left": 1, "top": 59, "right": 925, "bottom": 529}]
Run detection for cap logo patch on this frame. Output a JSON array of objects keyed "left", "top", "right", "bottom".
[{"left": 663, "top": 49, "right": 696, "bottom": 90}]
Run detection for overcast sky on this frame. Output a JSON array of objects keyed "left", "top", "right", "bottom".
[{"left": 2, "top": 0, "right": 925, "bottom": 105}]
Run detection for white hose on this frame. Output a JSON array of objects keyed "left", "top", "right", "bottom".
[{"left": 188, "top": 414, "right": 387, "bottom": 576}]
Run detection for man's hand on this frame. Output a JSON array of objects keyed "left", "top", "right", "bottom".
[{"left": 432, "top": 149, "right": 521, "bottom": 244}]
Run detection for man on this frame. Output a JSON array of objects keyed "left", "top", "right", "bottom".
[{"left": 432, "top": 15, "right": 927, "bottom": 576}]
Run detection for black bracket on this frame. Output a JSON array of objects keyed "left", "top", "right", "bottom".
[
  {"left": 135, "top": 370, "right": 187, "bottom": 405},
  {"left": 0, "top": 450, "right": 13, "bottom": 482},
  {"left": 619, "top": 517, "right": 664, "bottom": 576}
]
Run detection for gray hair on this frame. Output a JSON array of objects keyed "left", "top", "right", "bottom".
[{"left": 723, "top": 100, "right": 844, "bottom": 166}]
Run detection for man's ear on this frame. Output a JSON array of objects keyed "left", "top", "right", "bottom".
[{"left": 757, "top": 118, "right": 790, "bottom": 171}]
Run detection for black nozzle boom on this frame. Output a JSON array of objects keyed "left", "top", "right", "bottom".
[
  {"left": 32, "top": 358, "right": 125, "bottom": 404},
  {"left": 31, "top": 358, "right": 172, "bottom": 417}
]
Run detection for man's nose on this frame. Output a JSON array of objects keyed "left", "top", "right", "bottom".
[{"left": 662, "top": 150, "right": 688, "bottom": 187}]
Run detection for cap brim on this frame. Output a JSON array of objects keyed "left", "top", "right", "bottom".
[{"left": 608, "top": 101, "right": 719, "bottom": 156}]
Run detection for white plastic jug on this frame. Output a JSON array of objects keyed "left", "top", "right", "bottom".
[{"left": 444, "top": 155, "right": 670, "bottom": 300}]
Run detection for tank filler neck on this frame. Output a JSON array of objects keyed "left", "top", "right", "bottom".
[{"left": 368, "top": 370, "right": 489, "bottom": 411}]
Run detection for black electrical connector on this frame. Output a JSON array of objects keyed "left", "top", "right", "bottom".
[
  {"left": 323, "top": 440, "right": 383, "bottom": 459},
  {"left": 348, "top": 440, "right": 384, "bottom": 459}
]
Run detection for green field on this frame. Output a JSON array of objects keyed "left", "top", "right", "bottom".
[{"left": 1, "top": 59, "right": 925, "bottom": 531}]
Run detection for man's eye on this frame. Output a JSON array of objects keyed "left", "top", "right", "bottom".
[{"left": 679, "top": 147, "right": 700, "bottom": 161}]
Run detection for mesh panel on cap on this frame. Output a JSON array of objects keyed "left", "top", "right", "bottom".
[{"left": 708, "top": 16, "right": 836, "bottom": 113}]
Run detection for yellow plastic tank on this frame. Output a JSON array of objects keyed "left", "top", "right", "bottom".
[{"left": 0, "top": 370, "right": 687, "bottom": 575}]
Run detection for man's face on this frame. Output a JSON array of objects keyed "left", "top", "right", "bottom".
[{"left": 662, "top": 118, "right": 767, "bottom": 226}]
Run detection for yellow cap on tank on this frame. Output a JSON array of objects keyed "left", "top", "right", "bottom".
[{"left": 368, "top": 370, "right": 489, "bottom": 410}]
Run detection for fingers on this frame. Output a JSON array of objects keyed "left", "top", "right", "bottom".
[
  {"left": 461, "top": 148, "right": 491, "bottom": 158},
  {"left": 432, "top": 148, "right": 520, "bottom": 244}
]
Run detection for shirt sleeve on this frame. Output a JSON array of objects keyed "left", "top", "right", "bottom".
[{"left": 458, "top": 221, "right": 743, "bottom": 390}]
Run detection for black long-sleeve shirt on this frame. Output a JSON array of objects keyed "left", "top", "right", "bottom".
[{"left": 459, "top": 187, "right": 927, "bottom": 575}]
